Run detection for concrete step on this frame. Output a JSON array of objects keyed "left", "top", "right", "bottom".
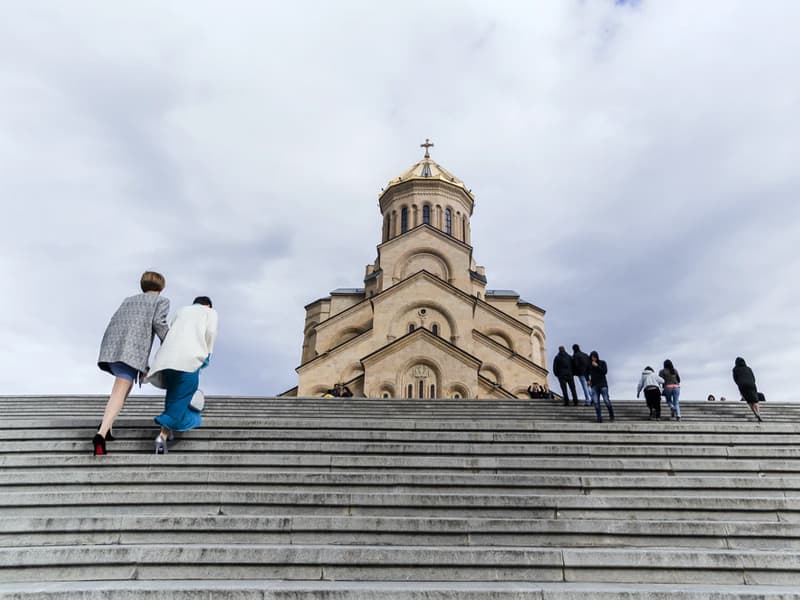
[
  {"left": 2, "top": 544, "right": 799, "bottom": 584},
  {"left": 2, "top": 515, "right": 799, "bottom": 550},
  {"left": 6, "top": 437, "right": 800, "bottom": 459},
  {"left": 3, "top": 580, "right": 800, "bottom": 600},
  {"left": 2, "top": 489, "right": 798, "bottom": 521},
  {"left": 0, "top": 396, "right": 796, "bottom": 423},
  {"left": 1, "top": 395, "right": 798, "bottom": 593},
  {"left": 2, "top": 470, "right": 798, "bottom": 495},
  {"left": 3, "top": 452, "right": 800, "bottom": 476}
]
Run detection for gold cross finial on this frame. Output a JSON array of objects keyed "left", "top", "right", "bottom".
[{"left": 420, "top": 138, "right": 434, "bottom": 159}]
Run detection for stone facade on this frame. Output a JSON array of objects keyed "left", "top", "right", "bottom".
[{"left": 285, "top": 145, "right": 548, "bottom": 399}]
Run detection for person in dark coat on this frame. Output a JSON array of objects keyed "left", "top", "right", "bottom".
[
  {"left": 552, "top": 346, "right": 578, "bottom": 406},
  {"left": 733, "top": 357, "right": 762, "bottom": 422},
  {"left": 587, "top": 350, "right": 614, "bottom": 422},
  {"left": 572, "top": 344, "right": 592, "bottom": 406}
]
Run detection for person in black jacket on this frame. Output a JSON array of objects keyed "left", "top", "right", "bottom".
[
  {"left": 587, "top": 350, "right": 614, "bottom": 422},
  {"left": 572, "top": 344, "right": 592, "bottom": 406},
  {"left": 552, "top": 346, "right": 578, "bottom": 406},
  {"left": 733, "top": 357, "right": 762, "bottom": 422}
]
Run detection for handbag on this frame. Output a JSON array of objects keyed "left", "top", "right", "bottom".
[{"left": 189, "top": 389, "right": 205, "bottom": 412}]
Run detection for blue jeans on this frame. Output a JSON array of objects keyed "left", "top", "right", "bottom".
[
  {"left": 664, "top": 386, "right": 681, "bottom": 418},
  {"left": 576, "top": 376, "right": 591, "bottom": 405},
  {"left": 593, "top": 387, "right": 613, "bottom": 421}
]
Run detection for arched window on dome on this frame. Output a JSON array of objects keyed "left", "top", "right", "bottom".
[
  {"left": 408, "top": 323, "right": 415, "bottom": 334},
  {"left": 431, "top": 323, "right": 439, "bottom": 336},
  {"left": 422, "top": 204, "right": 431, "bottom": 225},
  {"left": 444, "top": 208, "right": 452, "bottom": 235},
  {"left": 401, "top": 207, "right": 408, "bottom": 233},
  {"left": 462, "top": 215, "right": 467, "bottom": 241},
  {"left": 383, "top": 215, "right": 390, "bottom": 241}
]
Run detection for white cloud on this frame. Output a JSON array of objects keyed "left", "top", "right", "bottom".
[{"left": 1, "top": 1, "right": 798, "bottom": 401}]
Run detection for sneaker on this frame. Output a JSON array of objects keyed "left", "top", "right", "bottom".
[
  {"left": 154, "top": 435, "right": 168, "bottom": 455},
  {"left": 676, "top": 416, "right": 681, "bottom": 421}
]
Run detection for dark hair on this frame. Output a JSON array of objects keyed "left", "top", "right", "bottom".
[
  {"left": 645, "top": 366, "right": 653, "bottom": 371},
  {"left": 558, "top": 345, "right": 566, "bottom": 352},
  {"left": 572, "top": 344, "right": 580, "bottom": 352},
  {"left": 193, "top": 296, "right": 213, "bottom": 308},
  {"left": 590, "top": 350, "right": 599, "bottom": 360},
  {"left": 664, "top": 359, "right": 676, "bottom": 374}
]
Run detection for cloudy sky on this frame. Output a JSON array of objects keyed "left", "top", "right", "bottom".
[{"left": 1, "top": 1, "right": 798, "bottom": 401}]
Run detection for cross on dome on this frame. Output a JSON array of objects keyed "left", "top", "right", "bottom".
[{"left": 420, "top": 138, "right": 434, "bottom": 158}]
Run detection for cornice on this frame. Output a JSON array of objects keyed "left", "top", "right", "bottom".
[
  {"left": 311, "top": 269, "right": 534, "bottom": 339},
  {"left": 377, "top": 223, "right": 473, "bottom": 253},
  {"left": 296, "top": 328, "right": 373, "bottom": 373},
  {"left": 360, "top": 326, "right": 482, "bottom": 370}
]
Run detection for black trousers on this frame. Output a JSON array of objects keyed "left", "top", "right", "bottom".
[
  {"left": 644, "top": 387, "right": 661, "bottom": 418},
  {"left": 559, "top": 377, "right": 578, "bottom": 404}
]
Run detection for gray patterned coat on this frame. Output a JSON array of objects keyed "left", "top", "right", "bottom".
[{"left": 98, "top": 293, "right": 170, "bottom": 376}]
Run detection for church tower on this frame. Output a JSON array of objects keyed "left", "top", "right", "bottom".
[{"left": 285, "top": 141, "right": 548, "bottom": 399}]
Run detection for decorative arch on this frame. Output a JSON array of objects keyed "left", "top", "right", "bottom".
[
  {"left": 448, "top": 382, "right": 471, "bottom": 399},
  {"left": 484, "top": 328, "right": 515, "bottom": 352},
  {"left": 399, "top": 356, "right": 442, "bottom": 400},
  {"left": 479, "top": 363, "right": 503, "bottom": 386},
  {"left": 302, "top": 322, "right": 319, "bottom": 362},
  {"left": 375, "top": 380, "right": 396, "bottom": 399},
  {"left": 332, "top": 325, "right": 368, "bottom": 348},
  {"left": 340, "top": 361, "right": 364, "bottom": 383},
  {"left": 391, "top": 298, "right": 459, "bottom": 342},
  {"left": 531, "top": 327, "right": 546, "bottom": 365},
  {"left": 512, "top": 386, "right": 530, "bottom": 399},
  {"left": 393, "top": 246, "right": 454, "bottom": 282}
]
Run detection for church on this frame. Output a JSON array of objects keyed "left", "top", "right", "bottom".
[{"left": 283, "top": 141, "right": 548, "bottom": 399}]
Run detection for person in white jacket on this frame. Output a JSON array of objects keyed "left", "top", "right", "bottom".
[
  {"left": 146, "top": 296, "right": 218, "bottom": 453},
  {"left": 636, "top": 366, "right": 664, "bottom": 420}
]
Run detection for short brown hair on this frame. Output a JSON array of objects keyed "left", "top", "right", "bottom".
[{"left": 140, "top": 271, "right": 166, "bottom": 293}]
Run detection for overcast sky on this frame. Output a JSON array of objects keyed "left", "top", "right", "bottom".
[{"left": 1, "top": 1, "right": 798, "bottom": 402}]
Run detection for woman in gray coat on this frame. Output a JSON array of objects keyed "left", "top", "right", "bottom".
[{"left": 93, "top": 271, "right": 170, "bottom": 455}]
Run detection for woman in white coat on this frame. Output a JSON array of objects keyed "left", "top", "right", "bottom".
[{"left": 147, "top": 296, "right": 218, "bottom": 454}]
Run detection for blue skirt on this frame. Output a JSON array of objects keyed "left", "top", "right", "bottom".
[{"left": 154, "top": 369, "right": 202, "bottom": 432}]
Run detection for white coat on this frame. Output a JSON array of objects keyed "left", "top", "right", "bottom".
[{"left": 146, "top": 304, "right": 218, "bottom": 389}]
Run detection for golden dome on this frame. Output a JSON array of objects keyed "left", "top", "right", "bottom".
[{"left": 381, "top": 139, "right": 473, "bottom": 199}]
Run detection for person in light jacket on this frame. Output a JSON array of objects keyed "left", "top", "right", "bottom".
[
  {"left": 146, "top": 296, "right": 218, "bottom": 454},
  {"left": 636, "top": 366, "right": 664, "bottom": 420},
  {"left": 93, "top": 271, "right": 170, "bottom": 456}
]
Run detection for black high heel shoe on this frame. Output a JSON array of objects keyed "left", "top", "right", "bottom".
[
  {"left": 92, "top": 433, "right": 107, "bottom": 456},
  {"left": 97, "top": 423, "right": 115, "bottom": 442}
]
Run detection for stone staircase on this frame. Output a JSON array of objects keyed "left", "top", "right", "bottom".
[{"left": 0, "top": 395, "right": 799, "bottom": 599}]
